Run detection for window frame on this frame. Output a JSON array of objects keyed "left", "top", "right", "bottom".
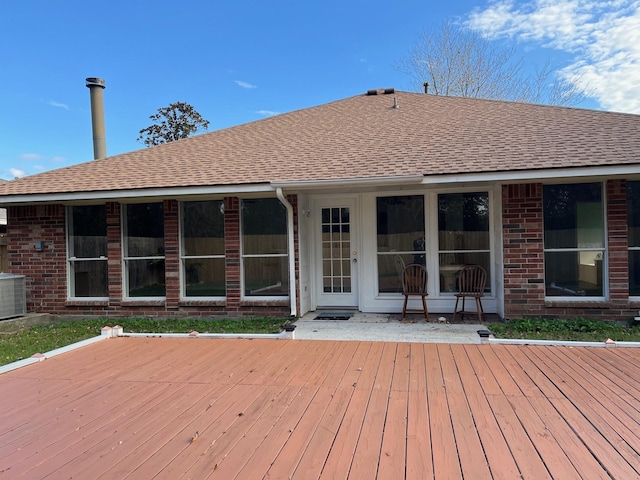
[
  {"left": 179, "top": 200, "right": 226, "bottom": 299},
  {"left": 543, "top": 182, "right": 607, "bottom": 301},
  {"left": 122, "top": 202, "right": 166, "bottom": 300},
  {"left": 375, "top": 194, "right": 426, "bottom": 296},
  {"left": 436, "top": 191, "right": 492, "bottom": 296},
  {"left": 66, "top": 205, "right": 108, "bottom": 300},
  {"left": 628, "top": 180, "right": 640, "bottom": 299},
  {"left": 240, "top": 198, "right": 289, "bottom": 300}
]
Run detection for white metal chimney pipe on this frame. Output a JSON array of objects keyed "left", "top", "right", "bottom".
[{"left": 86, "top": 77, "right": 107, "bottom": 159}]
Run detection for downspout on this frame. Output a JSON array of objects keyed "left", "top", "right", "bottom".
[{"left": 276, "top": 188, "right": 297, "bottom": 318}]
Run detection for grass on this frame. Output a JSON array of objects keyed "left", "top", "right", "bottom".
[
  {"left": 0, "top": 317, "right": 291, "bottom": 367},
  {"left": 489, "top": 317, "right": 640, "bottom": 342}
]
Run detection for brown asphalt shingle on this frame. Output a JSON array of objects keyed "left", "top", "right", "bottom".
[{"left": 1, "top": 91, "right": 639, "bottom": 198}]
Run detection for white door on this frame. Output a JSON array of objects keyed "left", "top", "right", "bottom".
[{"left": 314, "top": 198, "right": 359, "bottom": 308}]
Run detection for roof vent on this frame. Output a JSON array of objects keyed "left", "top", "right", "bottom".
[{"left": 366, "top": 88, "right": 395, "bottom": 96}]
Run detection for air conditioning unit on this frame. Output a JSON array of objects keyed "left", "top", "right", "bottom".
[{"left": 0, "top": 274, "right": 26, "bottom": 320}]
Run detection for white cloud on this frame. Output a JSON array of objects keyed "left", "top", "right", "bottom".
[
  {"left": 51, "top": 156, "right": 65, "bottom": 162},
  {"left": 20, "top": 153, "right": 43, "bottom": 161},
  {"left": 234, "top": 80, "right": 257, "bottom": 89},
  {"left": 255, "top": 110, "right": 279, "bottom": 117},
  {"left": 48, "top": 101, "right": 69, "bottom": 110},
  {"left": 467, "top": 0, "right": 640, "bottom": 113},
  {"left": 9, "top": 168, "right": 25, "bottom": 178}
]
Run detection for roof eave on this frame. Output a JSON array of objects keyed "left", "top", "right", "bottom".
[
  {"left": 0, "top": 183, "right": 275, "bottom": 206},
  {"left": 421, "top": 165, "right": 640, "bottom": 185}
]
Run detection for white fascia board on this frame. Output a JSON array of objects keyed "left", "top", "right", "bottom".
[
  {"left": 0, "top": 184, "right": 275, "bottom": 206},
  {"left": 271, "top": 175, "right": 424, "bottom": 190},
  {"left": 422, "top": 165, "right": 640, "bottom": 185}
]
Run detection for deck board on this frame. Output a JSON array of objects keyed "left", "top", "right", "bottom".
[{"left": 0, "top": 337, "right": 639, "bottom": 479}]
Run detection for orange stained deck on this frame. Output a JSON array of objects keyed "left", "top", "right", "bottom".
[{"left": 0, "top": 337, "right": 639, "bottom": 479}]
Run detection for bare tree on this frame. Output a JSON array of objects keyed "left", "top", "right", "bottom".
[
  {"left": 137, "top": 102, "right": 210, "bottom": 147},
  {"left": 398, "top": 21, "right": 585, "bottom": 106}
]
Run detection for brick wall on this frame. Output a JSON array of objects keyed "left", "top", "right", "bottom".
[
  {"left": 502, "top": 180, "right": 637, "bottom": 321},
  {"left": 502, "top": 184, "right": 546, "bottom": 318},
  {"left": 7, "top": 197, "right": 297, "bottom": 319},
  {"left": 8, "top": 205, "right": 67, "bottom": 313}
]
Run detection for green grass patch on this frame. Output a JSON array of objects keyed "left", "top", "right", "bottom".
[
  {"left": 489, "top": 317, "right": 640, "bottom": 342},
  {"left": 0, "top": 317, "right": 291, "bottom": 366}
]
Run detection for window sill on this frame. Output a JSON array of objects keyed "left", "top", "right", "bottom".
[
  {"left": 179, "top": 299, "right": 226, "bottom": 307},
  {"left": 65, "top": 299, "right": 109, "bottom": 307},
  {"left": 240, "top": 299, "right": 289, "bottom": 307},
  {"left": 545, "top": 299, "right": 610, "bottom": 308},
  {"left": 121, "top": 299, "right": 166, "bottom": 307}
]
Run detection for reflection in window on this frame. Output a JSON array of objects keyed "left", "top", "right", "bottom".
[
  {"left": 438, "top": 192, "right": 490, "bottom": 294},
  {"left": 544, "top": 183, "right": 604, "bottom": 297},
  {"left": 241, "top": 198, "right": 288, "bottom": 296},
  {"left": 321, "top": 207, "right": 352, "bottom": 293},
  {"left": 124, "top": 203, "right": 165, "bottom": 297},
  {"left": 67, "top": 205, "right": 108, "bottom": 298},
  {"left": 181, "top": 201, "right": 225, "bottom": 297},
  {"left": 628, "top": 181, "right": 640, "bottom": 296},
  {"left": 376, "top": 196, "right": 425, "bottom": 294}
]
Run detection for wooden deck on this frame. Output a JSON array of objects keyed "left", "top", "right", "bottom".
[{"left": 0, "top": 337, "right": 639, "bottom": 479}]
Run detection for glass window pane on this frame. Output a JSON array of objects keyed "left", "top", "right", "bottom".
[
  {"left": 629, "top": 181, "right": 640, "bottom": 248},
  {"left": 184, "top": 258, "right": 226, "bottom": 296},
  {"left": 126, "top": 203, "right": 165, "bottom": 257},
  {"left": 244, "top": 257, "right": 288, "bottom": 296},
  {"left": 545, "top": 251, "right": 603, "bottom": 297},
  {"left": 69, "top": 205, "right": 107, "bottom": 258},
  {"left": 70, "top": 260, "right": 108, "bottom": 297},
  {"left": 438, "top": 193, "right": 489, "bottom": 250},
  {"left": 182, "top": 201, "right": 224, "bottom": 256},
  {"left": 377, "top": 254, "right": 413, "bottom": 294},
  {"left": 630, "top": 251, "right": 640, "bottom": 296},
  {"left": 376, "top": 196, "right": 425, "bottom": 252},
  {"left": 544, "top": 183, "right": 603, "bottom": 249},
  {"left": 439, "top": 252, "right": 490, "bottom": 294},
  {"left": 127, "top": 259, "right": 166, "bottom": 297},
  {"left": 242, "top": 199, "right": 287, "bottom": 255}
]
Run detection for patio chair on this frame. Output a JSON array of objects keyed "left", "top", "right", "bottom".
[
  {"left": 401, "top": 264, "right": 429, "bottom": 321},
  {"left": 453, "top": 265, "right": 487, "bottom": 323}
]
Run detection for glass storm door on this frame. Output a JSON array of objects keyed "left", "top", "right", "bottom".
[{"left": 316, "top": 199, "right": 358, "bottom": 308}]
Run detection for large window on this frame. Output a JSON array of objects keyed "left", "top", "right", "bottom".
[
  {"left": 241, "top": 198, "right": 288, "bottom": 297},
  {"left": 181, "top": 200, "right": 225, "bottom": 297},
  {"left": 629, "top": 181, "right": 640, "bottom": 296},
  {"left": 438, "top": 192, "right": 491, "bottom": 294},
  {"left": 67, "top": 205, "right": 108, "bottom": 298},
  {"left": 544, "top": 183, "right": 604, "bottom": 297},
  {"left": 123, "top": 203, "right": 165, "bottom": 298},
  {"left": 376, "top": 196, "right": 425, "bottom": 294}
]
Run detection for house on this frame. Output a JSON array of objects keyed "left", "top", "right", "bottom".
[{"left": 0, "top": 89, "right": 638, "bottom": 321}]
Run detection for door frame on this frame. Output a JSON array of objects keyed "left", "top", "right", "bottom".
[{"left": 310, "top": 195, "right": 360, "bottom": 309}]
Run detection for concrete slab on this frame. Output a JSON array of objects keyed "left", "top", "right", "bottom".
[{"left": 293, "top": 311, "right": 488, "bottom": 343}]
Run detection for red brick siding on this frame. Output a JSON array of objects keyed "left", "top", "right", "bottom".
[
  {"left": 7, "top": 205, "right": 67, "bottom": 313},
  {"left": 502, "top": 184, "right": 546, "bottom": 318},
  {"left": 6, "top": 196, "right": 297, "bottom": 318}
]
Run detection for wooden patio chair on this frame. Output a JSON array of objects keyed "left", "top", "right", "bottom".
[
  {"left": 453, "top": 265, "right": 487, "bottom": 323},
  {"left": 401, "top": 264, "right": 429, "bottom": 321}
]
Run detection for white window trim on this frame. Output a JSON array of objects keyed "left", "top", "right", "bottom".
[
  {"left": 543, "top": 181, "right": 608, "bottom": 302},
  {"left": 66, "top": 206, "right": 108, "bottom": 301},
  {"left": 240, "top": 199, "right": 290, "bottom": 301},
  {"left": 122, "top": 204, "right": 166, "bottom": 301},
  {"left": 179, "top": 201, "right": 226, "bottom": 301}
]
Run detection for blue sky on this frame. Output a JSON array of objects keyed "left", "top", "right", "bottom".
[{"left": 1, "top": 0, "right": 639, "bottom": 180}]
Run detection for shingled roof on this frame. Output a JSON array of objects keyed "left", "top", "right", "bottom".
[{"left": 1, "top": 90, "right": 639, "bottom": 200}]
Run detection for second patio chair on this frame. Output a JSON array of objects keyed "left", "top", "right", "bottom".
[
  {"left": 453, "top": 265, "right": 487, "bottom": 323},
  {"left": 401, "top": 264, "right": 429, "bottom": 321}
]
